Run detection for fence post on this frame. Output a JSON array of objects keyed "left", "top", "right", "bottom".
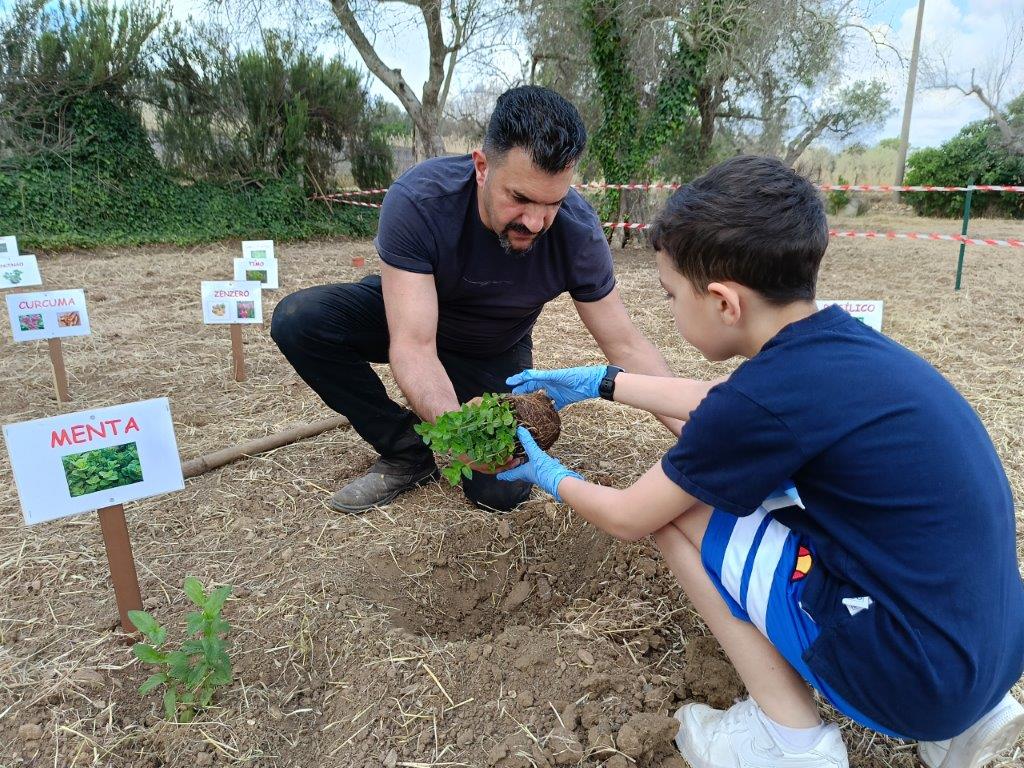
[{"left": 954, "top": 176, "right": 975, "bottom": 290}]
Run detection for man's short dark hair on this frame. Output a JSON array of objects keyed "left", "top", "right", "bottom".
[
  {"left": 649, "top": 156, "right": 829, "bottom": 304},
  {"left": 483, "top": 86, "right": 587, "bottom": 173}
]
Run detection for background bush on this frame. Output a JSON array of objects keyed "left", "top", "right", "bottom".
[{"left": 0, "top": 0, "right": 384, "bottom": 249}]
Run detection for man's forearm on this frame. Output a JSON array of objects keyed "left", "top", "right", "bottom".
[{"left": 389, "top": 343, "right": 460, "bottom": 423}]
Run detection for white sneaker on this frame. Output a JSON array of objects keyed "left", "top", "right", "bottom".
[
  {"left": 673, "top": 698, "right": 849, "bottom": 768},
  {"left": 918, "top": 693, "right": 1024, "bottom": 768}
]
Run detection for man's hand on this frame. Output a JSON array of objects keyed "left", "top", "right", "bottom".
[
  {"left": 497, "top": 427, "right": 582, "bottom": 500},
  {"left": 507, "top": 366, "right": 607, "bottom": 411}
]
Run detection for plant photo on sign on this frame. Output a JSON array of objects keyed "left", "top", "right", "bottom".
[
  {"left": 236, "top": 301, "right": 255, "bottom": 319},
  {"left": 18, "top": 313, "right": 43, "bottom": 331},
  {"left": 128, "top": 578, "right": 233, "bottom": 723},
  {"left": 249, "top": 250, "right": 267, "bottom": 260},
  {"left": 4, "top": 268, "right": 23, "bottom": 284},
  {"left": 61, "top": 442, "right": 143, "bottom": 498},
  {"left": 244, "top": 269, "right": 268, "bottom": 283},
  {"left": 414, "top": 391, "right": 560, "bottom": 486}
]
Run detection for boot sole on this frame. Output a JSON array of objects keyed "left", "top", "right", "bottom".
[{"left": 328, "top": 469, "right": 439, "bottom": 514}]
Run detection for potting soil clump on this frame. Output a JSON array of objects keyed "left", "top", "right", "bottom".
[{"left": 505, "top": 389, "right": 560, "bottom": 454}]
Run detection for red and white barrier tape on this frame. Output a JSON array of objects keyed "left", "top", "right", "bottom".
[
  {"left": 319, "top": 182, "right": 1024, "bottom": 198},
  {"left": 827, "top": 230, "right": 1023, "bottom": 248},
  {"left": 605, "top": 222, "right": 1023, "bottom": 247}
]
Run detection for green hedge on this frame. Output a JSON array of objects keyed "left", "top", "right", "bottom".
[
  {"left": 0, "top": 169, "right": 378, "bottom": 250},
  {"left": 903, "top": 109, "right": 1024, "bottom": 219}
]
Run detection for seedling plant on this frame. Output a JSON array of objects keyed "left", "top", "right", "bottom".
[
  {"left": 128, "top": 577, "right": 233, "bottom": 723},
  {"left": 415, "top": 392, "right": 517, "bottom": 485}
]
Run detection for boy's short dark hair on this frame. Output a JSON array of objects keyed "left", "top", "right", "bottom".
[
  {"left": 649, "top": 156, "right": 829, "bottom": 303},
  {"left": 483, "top": 86, "right": 587, "bottom": 174}
]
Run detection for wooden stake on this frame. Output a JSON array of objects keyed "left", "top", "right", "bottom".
[
  {"left": 97, "top": 504, "right": 143, "bottom": 633},
  {"left": 48, "top": 337, "right": 70, "bottom": 403},
  {"left": 229, "top": 324, "right": 246, "bottom": 382}
]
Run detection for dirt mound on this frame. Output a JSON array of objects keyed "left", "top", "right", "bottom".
[{"left": 355, "top": 500, "right": 616, "bottom": 639}]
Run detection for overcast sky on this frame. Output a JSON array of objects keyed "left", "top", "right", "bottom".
[{"left": 9, "top": 0, "right": 1023, "bottom": 150}]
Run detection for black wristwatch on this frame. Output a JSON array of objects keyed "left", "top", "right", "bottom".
[{"left": 599, "top": 366, "right": 624, "bottom": 401}]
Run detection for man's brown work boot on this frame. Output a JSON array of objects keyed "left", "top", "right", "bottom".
[{"left": 329, "top": 458, "right": 439, "bottom": 513}]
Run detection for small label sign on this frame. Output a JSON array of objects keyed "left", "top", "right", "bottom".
[
  {"left": 233, "top": 256, "right": 279, "bottom": 289},
  {"left": 0, "top": 253, "right": 42, "bottom": 289},
  {"left": 6, "top": 289, "right": 91, "bottom": 341},
  {"left": 3, "top": 398, "right": 185, "bottom": 525},
  {"left": 817, "top": 299, "right": 884, "bottom": 332},
  {"left": 242, "top": 240, "right": 275, "bottom": 261},
  {"left": 0, "top": 235, "right": 18, "bottom": 258},
  {"left": 201, "top": 280, "right": 263, "bottom": 324}
]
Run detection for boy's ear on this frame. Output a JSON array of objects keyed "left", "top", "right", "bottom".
[{"left": 707, "top": 282, "right": 742, "bottom": 326}]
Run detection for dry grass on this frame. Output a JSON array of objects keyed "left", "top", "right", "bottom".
[{"left": 0, "top": 212, "right": 1022, "bottom": 767}]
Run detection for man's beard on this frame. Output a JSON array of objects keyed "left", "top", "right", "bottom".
[{"left": 498, "top": 221, "right": 547, "bottom": 255}]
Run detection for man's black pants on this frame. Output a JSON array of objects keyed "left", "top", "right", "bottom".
[{"left": 270, "top": 274, "right": 533, "bottom": 511}]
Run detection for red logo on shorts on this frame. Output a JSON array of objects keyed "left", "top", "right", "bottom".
[{"left": 791, "top": 546, "right": 813, "bottom": 582}]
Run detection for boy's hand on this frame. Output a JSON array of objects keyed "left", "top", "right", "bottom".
[
  {"left": 497, "top": 427, "right": 582, "bottom": 501},
  {"left": 507, "top": 366, "right": 608, "bottom": 410}
]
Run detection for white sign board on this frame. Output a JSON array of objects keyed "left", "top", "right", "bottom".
[
  {"left": 3, "top": 398, "right": 185, "bottom": 525},
  {"left": 6, "top": 289, "right": 91, "bottom": 341},
  {"left": 0, "top": 253, "right": 42, "bottom": 289},
  {"left": 201, "top": 281, "right": 263, "bottom": 324},
  {"left": 817, "top": 299, "right": 884, "bottom": 332},
  {"left": 0, "top": 235, "right": 18, "bottom": 258},
  {"left": 233, "top": 256, "right": 279, "bottom": 290},
  {"left": 242, "top": 240, "right": 275, "bottom": 261}
]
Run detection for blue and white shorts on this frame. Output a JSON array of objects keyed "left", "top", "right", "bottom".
[{"left": 701, "top": 483, "right": 901, "bottom": 737}]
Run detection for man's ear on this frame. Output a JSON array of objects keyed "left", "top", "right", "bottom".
[
  {"left": 471, "top": 149, "right": 488, "bottom": 186},
  {"left": 707, "top": 282, "right": 742, "bottom": 326}
]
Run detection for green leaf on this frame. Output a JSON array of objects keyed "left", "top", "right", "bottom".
[
  {"left": 133, "top": 643, "right": 166, "bottom": 664},
  {"left": 167, "top": 651, "right": 191, "bottom": 680},
  {"left": 183, "top": 577, "right": 206, "bottom": 607},
  {"left": 204, "top": 586, "right": 232, "bottom": 617},
  {"left": 128, "top": 610, "right": 163, "bottom": 643},
  {"left": 163, "top": 688, "right": 177, "bottom": 720},
  {"left": 139, "top": 673, "right": 167, "bottom": 695},
  {"left": 186, "top": 611, "right": 205, "bottom": 636}
]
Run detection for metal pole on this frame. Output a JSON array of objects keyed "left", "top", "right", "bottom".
[
  {"left": 955, "top": 176, "right": 974, "bottom": 290},
  {"left": 895, "top": 0, "right": 927, "bottom": 186}
]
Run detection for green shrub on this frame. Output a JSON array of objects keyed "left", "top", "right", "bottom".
[
  {"left": 904, "top": 98, "right": 1024, "bottom": 219},
  {"left": 827, "top": 175, "right": 851, "bottom": 214}
]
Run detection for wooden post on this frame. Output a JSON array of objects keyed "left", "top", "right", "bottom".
[
  {"left": 229, "top": 324, "right": 246, "bottom": 382},
  {"left": 47, "top": 338, "right": 70, "bottom": 403},
  {"left": 97, "top": 504, "right": 143, "bottom": 633}
]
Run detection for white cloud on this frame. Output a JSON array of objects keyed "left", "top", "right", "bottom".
[{"left": 861, "top": 0, "right": 1023, "bottom": 148}]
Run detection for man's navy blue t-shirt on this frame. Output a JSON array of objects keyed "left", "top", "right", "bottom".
[
  {"left": 662, "top": 305, "right": 1024, "bottom": 739},
  {"left": 373, "top": 155, "right": 615, "bottom": 357}
]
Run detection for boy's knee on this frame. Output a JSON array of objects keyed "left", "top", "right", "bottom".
[{"left": 463, "top": 476, "right": 531, "bottom": 512}]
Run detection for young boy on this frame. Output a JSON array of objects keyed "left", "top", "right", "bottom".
[{"left": 496, "top": 155, "right": 1024, "bottom": 767}]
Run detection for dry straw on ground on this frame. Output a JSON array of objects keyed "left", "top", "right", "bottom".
[{"left": 1, "top": 212, "right": 1022, "bottom": 767}]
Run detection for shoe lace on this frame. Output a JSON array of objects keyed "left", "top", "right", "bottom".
[{"left": 717, "top": 699, "right": 760, "bottom": 734}]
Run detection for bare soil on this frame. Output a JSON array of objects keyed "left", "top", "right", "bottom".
[{"left": 1, "top": 213, "right": 1022, "bottom": 767}]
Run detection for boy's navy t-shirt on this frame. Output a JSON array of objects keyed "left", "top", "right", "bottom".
[
  {"left": 373, "top": 155, "right": 615, "bottom": 357},
  {"left": 662, "top": 305, "right": 1024, "bottom": 739}
]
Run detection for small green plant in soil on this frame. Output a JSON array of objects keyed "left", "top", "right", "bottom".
[
  {"left": 62, "top": 442, "right": 142, "bottom": 497},
  {"left": 414, "top": 391, "right": 560, "bottom": 486},
  {"left": 128, "top": 577, "right": 233, "bottom": 723}
]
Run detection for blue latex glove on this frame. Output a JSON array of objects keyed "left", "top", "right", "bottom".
[
  {"left": 506, "top": 365, "right": 608, "bottom": 411},
  {"left": 497, "top": 427, "right": 583, "bottom": 501}
]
